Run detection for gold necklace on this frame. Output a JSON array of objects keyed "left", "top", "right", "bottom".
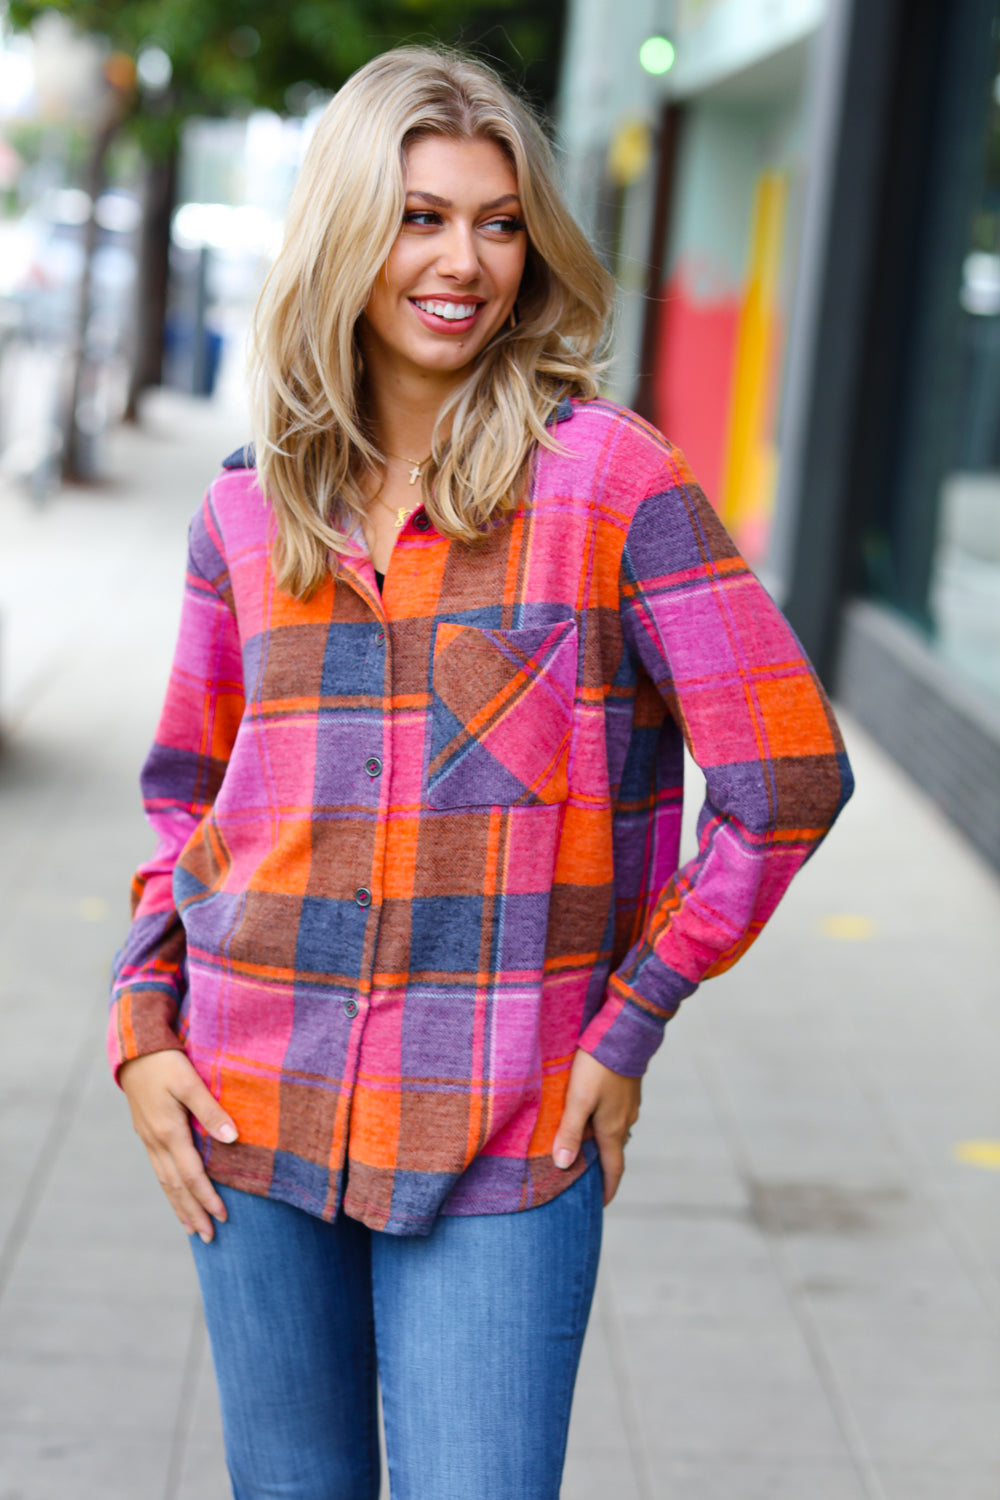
[
  {"left": 384, "top": 451, "right": 430, "bottom": 487},
  {"left": 367, "top": 451, "right": 430, "bottom": 530},
  {"left": 375, "top": 493, "right": 417, "bottom": 530}
]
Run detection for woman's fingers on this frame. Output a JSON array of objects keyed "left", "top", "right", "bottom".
[
  {"left": 172, "top": 1062, "right": 239, "bottom": 1147},
  {"left": 147, "top": 1141, "right": 217, "bottom": 1240},
  {"left": 164, "top": 1125, "right": 229, "bottom": 1238},
  {"left": 140, "top": 1097, "right": 226, "bottom": 1239},
  {"left": 552, "top": 1067, "right": 592, "bottom": 1171},
  {"left": 552, "top": 1050, "right": 641, "bottom": 1206},
  {"left": 120, "top": 1051, "right": 238, "bottom": 1240},
  {"left": 593, "top": 1102, "right": 641, "bottom": 1206}
]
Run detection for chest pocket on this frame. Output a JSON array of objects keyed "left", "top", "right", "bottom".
[{"left": 427, "top": 620, "right": 578, "bottom": 808}]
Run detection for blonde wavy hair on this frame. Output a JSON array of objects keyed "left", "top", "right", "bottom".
[{"left": 249, "top": 45, "right": 615, "bottom": 598}]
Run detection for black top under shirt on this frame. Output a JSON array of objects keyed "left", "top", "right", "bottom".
[{"left": 374, "top": 569, "right": 385, "bottom": 593}]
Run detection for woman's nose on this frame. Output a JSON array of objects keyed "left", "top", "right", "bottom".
[{"left": 436, "top": 222, "right": 479, "bottom": 281}]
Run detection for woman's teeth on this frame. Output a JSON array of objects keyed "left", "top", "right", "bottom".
[{"left": 414, "top": 299, "right": 479, "bottom": 321}]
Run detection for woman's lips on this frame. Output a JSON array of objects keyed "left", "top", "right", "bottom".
[{"left": 410, "top": 297, "right": 484, "bottom": 333}]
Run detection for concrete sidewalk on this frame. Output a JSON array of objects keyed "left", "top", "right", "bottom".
[{"left": 1, "top": 391, "right": 998, "bottom": 1500}]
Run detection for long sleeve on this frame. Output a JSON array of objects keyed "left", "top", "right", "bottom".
[
  {"left": 579, "top": 445, "right": 853, "bottom": 1076},
  {"left": 108, "top": 499, "right": 245, "bottom": 1078}
]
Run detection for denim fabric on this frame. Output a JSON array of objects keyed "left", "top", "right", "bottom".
[{"left": 191, "top": 1161, "right": 603, "bottom": 1499}]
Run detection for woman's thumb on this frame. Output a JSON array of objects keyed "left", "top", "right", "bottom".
[
  {"left": 552, "top": 1092, "right": 589, "bottom": 1170},
  {"left": 176, "top": 1066, "right": 238, "bottom": 1143}
]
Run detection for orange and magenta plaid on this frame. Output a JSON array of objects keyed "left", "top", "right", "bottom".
[{"left": 109, "top": 399, "right": 853, "bottom": 1234}]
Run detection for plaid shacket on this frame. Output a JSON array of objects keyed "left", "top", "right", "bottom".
[{"left": 109, "top": 398, "right": 852, "bottom": 1235}]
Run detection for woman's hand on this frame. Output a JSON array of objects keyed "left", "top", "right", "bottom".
[
  {"left": 552, "top": 1049, "right": 641, "bottom": 1207},
  {"left": 119, "top": 1051, "right": 238, "bottom": 1243}
]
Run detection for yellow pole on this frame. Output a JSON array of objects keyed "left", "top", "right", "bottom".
[{"left": 719, "top": 171, "right": 787, "bottom": 538}]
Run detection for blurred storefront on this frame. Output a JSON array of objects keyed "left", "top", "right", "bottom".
[
  {"left": 559, "top": 0, "right": 824, "bottom": 570},
  {"left": 559, "top": 0, "right": 1000, "bottom": 871}
]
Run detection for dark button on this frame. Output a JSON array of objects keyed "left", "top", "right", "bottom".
[
  {"left": 412, "top": 513, "right": 431, "bottom": 532},
  {"left": 355, "top": 887, "right": 372, "bottom": 908},
  {"left": 375, "top": 629, "right": 385, "bottom": 646},
  {"left": 343, "top": 999, "right": 359, "bottom": 1019},
  {"left": 364, "top": 756, "right": 382, "bottom": 778}
]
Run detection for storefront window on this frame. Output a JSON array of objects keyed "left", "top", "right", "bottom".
[{"left": 927, "top": 47, "right": 1000, "bottom": 701}]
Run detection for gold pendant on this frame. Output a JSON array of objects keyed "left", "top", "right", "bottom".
[
  {"left": 408, "top": 463, "right": 421, "bottom": 486},
  {"left": 395, "top": 508, "right": 413, "bottom": 529}
]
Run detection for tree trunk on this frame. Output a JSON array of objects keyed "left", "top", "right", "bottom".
[
  {"left": 125, "top": 147, "right": 178, "bottom": 422},
  {"left": 62, "top": 115, "right": 119, "bottom": 483}
]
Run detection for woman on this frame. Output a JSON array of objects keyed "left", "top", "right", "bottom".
[{"left": 111, "top": 46, "right": 852, "bottom": 1500}]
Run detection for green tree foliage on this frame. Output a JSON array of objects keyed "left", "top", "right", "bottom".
[
  {"left": 8, "top": 0, "right": 566, "bottom": 157},
  {"left": 4, "top": 0, "right": 565, "bottom": 472}
]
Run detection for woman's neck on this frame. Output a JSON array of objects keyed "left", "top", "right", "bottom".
[{"left": 364, "top": 367, "right": 457, "bottom": 464}]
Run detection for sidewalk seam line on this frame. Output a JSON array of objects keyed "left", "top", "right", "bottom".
[
  {"left": 163, "top": 1301, "right": 207, "bottom": 1500},
  {"left": 846, "top": 1015, "right": 1000, "bottom": 1327},
  {"left": 0, "top": 1004, "right": 102, "bottom": 1303},
  {"left": 598, "top": 1275, "right": 656, "bottom": 1500},
  {"left": 692, "top": 1034, "right": 892, "bottom": 1500}
]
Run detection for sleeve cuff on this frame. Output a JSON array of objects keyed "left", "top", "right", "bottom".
[
  {"left": 107, "top": 986, "right": 184, "bottom": 1084},
  {"left": 577, "top": 981, "right": 676, "bottom": 1077}
]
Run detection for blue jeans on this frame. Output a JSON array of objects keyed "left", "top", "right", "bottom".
[{"left": 190, "top": 1162, "right": 603, "bottom": 1499}]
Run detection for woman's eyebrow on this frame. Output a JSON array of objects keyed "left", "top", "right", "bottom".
[{"left": 406, "top": 191, "right": 522, "bottom": 211}]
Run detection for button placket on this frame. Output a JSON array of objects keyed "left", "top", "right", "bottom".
[{"left": 346, "top": 577, "right": 393, "bottom": 1046}]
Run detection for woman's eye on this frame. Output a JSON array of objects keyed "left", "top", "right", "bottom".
[{"left": 401, "top": 210, "right": 525, "bottom": 234}]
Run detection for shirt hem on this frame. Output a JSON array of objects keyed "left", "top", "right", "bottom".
[{"left": 202, "top": 1141, "right": 599, "bottom": 1236}]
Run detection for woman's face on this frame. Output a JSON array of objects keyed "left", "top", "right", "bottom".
[{"left": 360, "top": 134, "right": 528, "bottom": 394}]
